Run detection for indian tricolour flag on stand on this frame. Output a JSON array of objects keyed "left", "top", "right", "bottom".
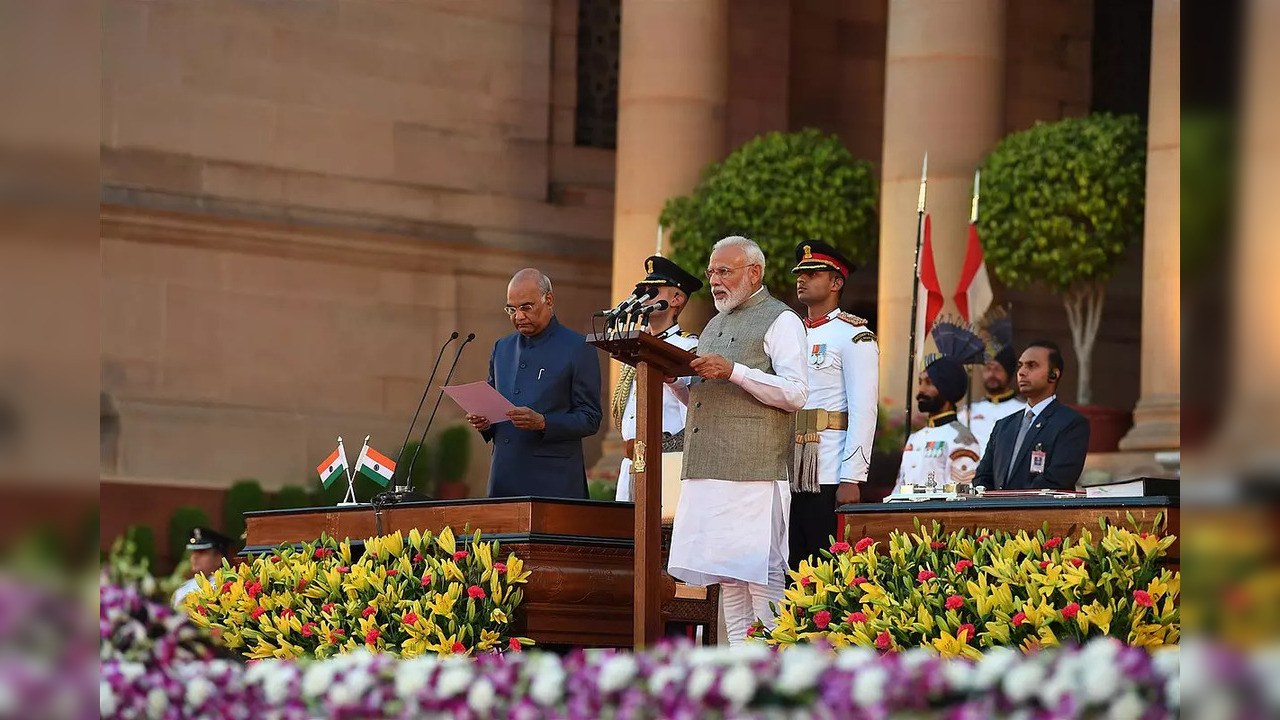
[
  {"left": 316, "top": 440, "right": 348, "bottom": 488},
  {"left": 354, "top": 439, "right": 396, "bottom": 487}
]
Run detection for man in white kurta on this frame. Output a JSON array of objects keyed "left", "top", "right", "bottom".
[
  {"left": 612, "top": 256, "right": 702, "bottom": 501},
  {"left": 666, "top": 236, "right": 809, "bottom": 647}
]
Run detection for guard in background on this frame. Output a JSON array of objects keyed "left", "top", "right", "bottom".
[
  {"left": 171, "top": 526, "right": 232, "bottom": 610},
  {"left": 789, "top": 241, "right": 878, "bottom": 570},
  {"left": 967, "top": 307, "right": 1026, "bottom": 453}
]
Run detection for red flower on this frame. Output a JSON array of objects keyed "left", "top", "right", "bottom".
[
  {"left": 250, "top": 607, "right": 266, "bottom": 621},
  {"left": 280, "top": 608, "right": 295, "bottom": 618},
  {"left": 322, "top": 603, "right": 335, "bottom": 614},
  {"left": 799, "top": 575, "right": 813, "bottom": 587},
  {"left": 468, "top": 585, "right": 486, "bottom": 599},
  {"left": 301, "top": 623, "right": 316, "bottom": 637},
  {"left": 813, "top": 610, "right": 831, "bottom": 629},
  {"left": 295, "top": 580, "right": 307, "bottom": 592},
  {"left": 365, "top": 628, "right": 380, "bottom": 646},
  {"left": 386, "top": 569, "right": 399, "bottom": 577},
  {"left": 508, "top": 638, "right": 522, "bottom": 653},
  {"left": 335, "top": 566, "right": 349, "bottom": 574},
  {"left": 220, "top": 581, "right": 235, "bottom": 593},
  {"left": 270, "top": 555, "right": 280, "bottom": 562},
  {"left": 361, "top": 606, "right": 377, "bottom": 618},
  {"left": 930, "top": 541, "right": 946, "bottom": 550},
  {"left": 413, "top": 553, "right": 424, "bottom": 563},
  {"left": 746, "top": 625, "right": 756, "bottom": 638},
  {"left": 1061, "top": 602, "right": 1080, "bottom": 619},
  {"left": 1070, "top": 558, "right": 1085, "bottom": 567},
  {"left": 848, "top": 611, "right": 867, "bottom": 624},
  {"left": 246, "top": 582, "right": 262, "bottom": 599},
  {"left": 954, "top": 560, "right": 974, "bottom": 572},
  {"left": 451, "top": 641, "right": 466, "bottom": 654},
  {"left": 421, "top": 574, "right": 433, "bottom": 586},
  {"left": 945, "top": 595, "right": 964, "bottom": 610},
  {"left": 453, "top": 551, "right": 469, "bottom": 562},
  {"left": 829, "top": 541, "right": 851, "bottom": 554},
  {"left": 329, "top": 630, "right": 345, "bottom": 643},
  {"left": 1045, "top": 537, "right": 1063, "bottom": 549},
  {"left": 917, "top": 570, "right": 937, "bottom": 583},
  {"left": 1011, "top": 611, "right": 1028, "bottom": 626},
  {"left": 1133, "top": 590, "right": 1154, "bottom": 607},
  {"left": 875, "top": 631, "right": 891, "bottom": 650},
  {"left": 493, "top": 562, "right": 507, "bottom": 573},
  {"left": 313, "top": 548, "right": 329, "bottom": 559},
  {"left": 976, "top": 534, "right": 991, "bottom": 542},
  {"left": 854, "top": 537, "right": 875, "bottom": 553},
  {"left": 1139, "top": 532, "right": 1152, "bottom": 539},
  {"left": 1040, "top": 560, "right": 1051, "bottom": 570},
  {"left": 957, "top": 624, "right": 976, "bottom": 642},
  {"left": 195, "top": 605, "right": 208, "bottom": 616},
  {"left": 849, "top": 576, "right": 868, "bottom": 587}
]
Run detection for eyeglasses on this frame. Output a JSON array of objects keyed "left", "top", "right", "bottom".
[
  {"left": 703, "top": 264, "right": 754, "bottom": 281},
  {"left": 503, "top": 300, "right": 543, "bottom": 316}
]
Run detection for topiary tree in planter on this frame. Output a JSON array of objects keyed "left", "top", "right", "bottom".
[
  {"left": 223, "top": 479, "right": 267, "bottom": 541},
  {"left": 660, "top": 128, "right": 878, "bottom": 299},
  {"left": 435, "top": 424, "right": 472, "bottom": 499},
  {"left": 273, "top": 484, "right": 310, "bottom": 510},
  {"left": 978, "top": 113, "right": 1146, "bottom": 405}
]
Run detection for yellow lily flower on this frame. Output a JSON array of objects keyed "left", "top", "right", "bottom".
[{"left": 437, "top": 526, "right": 457, "bottom": 556}]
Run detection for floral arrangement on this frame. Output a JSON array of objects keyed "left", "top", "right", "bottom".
[
  {"left": 100, "top": 575, "right": 221, "bottom": 667},
  {"left": 753, "top": 519, "right": 1180, "bottom": 657},
  {"left": 100, "top": 636, "right": 1189, "bottom": 719},
  {"left": 185, "top": 527, "right": 534, "bottom": 660}
]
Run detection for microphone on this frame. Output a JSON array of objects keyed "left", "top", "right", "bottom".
[
  {"left": 594, "top": 291, "right": 640, "bottom": 318},
  {"left": 611, "top": 287, "right": 657, "bottom": 334},
  {"left": 625, "top": 294, "right": 667, "bottom": 333},
  {"left": 404, "top": 333, "right": 476, "bottom": 494},
  {"left": 393, "top": 332, "right": 459, "bottom": 469}
]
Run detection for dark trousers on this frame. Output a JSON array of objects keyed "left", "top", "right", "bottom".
[{"left": 788, "top": 484, "right": 838, "bottom": 571}]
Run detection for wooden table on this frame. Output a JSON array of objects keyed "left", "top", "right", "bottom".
[
  {"left": 243, "top": 497, "right": 718, "bottom": 648},
  {"left": 837, "top": 496, "right": 1180, "bottom": 567}
]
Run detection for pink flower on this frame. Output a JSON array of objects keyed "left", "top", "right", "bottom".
[
  {"left": 854, "top": 537, "right": 875, "bottom": 553},
  {"left": 848, "top": 611, "right": 867, "bottom": 624},
  {"left": 329, "top": 629, "right": 345, "bottom": 643},
  {"left": 413, "top": 553, "right": 424, "bottom": 563},
  {"left": 453, "top": 551, "right": 469, "bottom": 562},
  {"left": 977, "top": 534, "right": 991, "bottom": 542},
  {"left": 930, "top": 541, "right": 946, "bottom": 550},
  {"left": 849, "top": 576, "right": 868, "bottom": 587},
  {"left": 1133, "top": 590, "right": 1154, "bottom": 607},
  {"left": 314, "top": 548, "right": 330, "bottom": 559},
  {"left": 1012, "top": 611, "right": 1027, "bottom": 626},
  {"left": 493, "top": 562, "right": 507, "bottom": 573},
  {"left": 1045, "top": 536, "right": 1063, "bottom": 549},
  {"left": 1061, "top": 602, "right": 1080, "bottom": 619},
  {"left": 957, "top": 624, "right": 976, "bottom": 643},
  {"left": 508, "top": 638, "right": 522, "bottom": 653},
  {"left": 246, "top": 582, "right": 262, "bottom": 599},
  {"left": 829, "top": 541, "right": 851, "bottom": 554},
  {"left": 301, "top": 623, "right": 316, "bottom": 637},
  {"left": 954, "top": 560, "right": 975, "bottom": 572},
  {"left": 746, "top": 626, "right": 756, "bottom": 638},
  {"left": 452, "top": 641, "right": 466, "bottom": 654},
  {"left": 195, "top": 605, "right": 208, "bottom": 616},
  {"left": 386, "top": 569, "right": 399, "bottom": 577},
  {"left": 335, "top": 566, "right": 349, "bottom": 574},
  {"left": 322, "top": 603, "right": 335, "bottom": 614},
  {"left": 1139, "top": 532, "right": 1152, "bottom": 539},
  {"left": 250, "top": 606, "right": 266, "bottom": 621},
  {"left": 799, "top": 575, "right": 813, "bottom": 587},
  {"left": 875, "top": 631, "right": 891, "bottom": 650},
  {"left": 280, "top": 608, "right": 295, "bottom": 618},
  {"left": 1040, "top": 560, "right": 1051, "bottom": 570},
  {"left": 403, "top": 612, "right": 418, "bottom": 626},
  {"left": 813, "top": 610, "right": 831, "bottom": 629},
  {"left": 421, "top": 574, "right": 433, "bottom": 586},
  {"left": 220, "top": 581, "right": 235, "bottom": 593},
  {"left": 365, "top": 628, "right": 380, "bottom": 646},
  {"left": 468, "top": 585, "right": 486, "bottom": 599},
  {"left": 917, "top": 570, "right": 936, "bottom": 583},
  {"left": 1070, "top": 558, "right": 1085, "bottom": 568},
  {"left": 945, "top": 595, "right": 964, "bottom": 610},
  {"left": 361, "top": 606, "right": 377, "bottom": 618}
]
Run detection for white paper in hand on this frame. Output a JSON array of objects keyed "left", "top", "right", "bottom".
[{"left": 442, "top": 382, "right": 516, "bottom": 423}]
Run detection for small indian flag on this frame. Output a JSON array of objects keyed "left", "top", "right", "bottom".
[
  {"left": 316, "top": 443, "right": 347, "bottom": 488},
  {"left": 355, "top": 443, "right": 396, "bottom": 487}
]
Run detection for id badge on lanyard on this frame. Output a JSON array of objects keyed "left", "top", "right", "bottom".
[{"left": 1030, "top": 443, "right": 1046, "bottom": 474}]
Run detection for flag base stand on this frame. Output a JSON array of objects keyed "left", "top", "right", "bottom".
[
  {"left": 335, "top": 501, "right": 361, "bottom": 507},
  {"left": 372, "top": 486, "right": 433, "bottom": 505}
]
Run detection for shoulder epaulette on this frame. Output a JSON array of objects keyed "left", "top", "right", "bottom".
[{"left": 836, "top": 312, "right": 868, "bottom": 327}]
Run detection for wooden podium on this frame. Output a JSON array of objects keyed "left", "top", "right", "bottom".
[{"left": 587, "top": 330, "right": 697, "bottom": 647}]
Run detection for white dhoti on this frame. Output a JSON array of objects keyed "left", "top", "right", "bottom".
[{"left": 667, "top": 478, "right": 791, "bottom": 646}]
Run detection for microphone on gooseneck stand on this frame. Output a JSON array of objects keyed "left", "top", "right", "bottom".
[
  {"left": 393, "top": 332, "right": 459, "bottom": 473},
  {"left": 613, "top": 287, "right": 657, "bottom": 335},
  {"left": 636, "top": 300, "right": 670, "bottom": 330},
  {"left": 395, "top": 333, "right": 476, "bottom": 502},
  {"left": 595, "top": 288, "right": 645, "bottom": 319}
]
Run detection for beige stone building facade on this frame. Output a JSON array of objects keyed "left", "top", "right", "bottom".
[{"left": 100, "top": 0, "right": 1178, "bottom": 534}]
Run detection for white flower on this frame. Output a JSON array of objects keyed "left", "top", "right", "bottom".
[
  {"left": 436, "top": 660, "right": 474, "bottom": 698},
  {"left": 1002, "top": 658, "right": 1046, "bottom": 704},
  {"left": 467, "top": 678, "right": 496, "bottom": 713},
  {"left": 647, "top": 665, "right": 684, "bottom": 697},
  {"left": 1036, "top": 673, "right": 1074, "bottom": 710},
  {"left": 598, "top": 654, "right": 638, "bottom": 694},
  {"left": 263, "top": 665, "right": 296, "bottom": 706},
  {"left": 775, "top": 645, "right": 826, "bottom": 695},
  {"left": 972, "top": 647, "right": 1018, "bottom": 691},
  {"left": 1081, "top": 657, "right": 1122, "bottom": 704},
  {"left": 185, "top": 677, "right": 215, "bottom": 708},
  {"left": 1108, "top": 691, "right": 1146, "bottom": 720},
  {"left": 686, "top": 666, "right": 717, "bottom": 700},
  {"left": 834, "top": 646, "right": 877, "bottom": 672},
  {"left": 99, "top": 681, "right": 117, "bottom": 717},
  {"left": 1249, "top": 646, "right": 1280, "bottom": 711},
  {"left": 851, "top": 665, "right": 887, "bottom": 707},
  {"left": 301, "top": 662, "right": 337, "bottom": 699},
  {"left": 1164, "top": 675, "right": 1179, "bottom": 710},
  {"left": 941, "top": 659, "right": 974, "bottom": 693},
  {"left": 720, "top": 664, "right": 756, "bottom": 708},
  {"left": 395, "top": 657, "right": 435, "bottom": 698},
  {"left": 528, "top": 655, "right": 566, "bottom": 706},
  {"left": 145, "top": 687, "right": 168, "bottom": 718}
]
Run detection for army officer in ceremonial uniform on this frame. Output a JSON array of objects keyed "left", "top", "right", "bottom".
[
  {"left": 613, "top": 256, "right": 701, "bottom": 502},
  {"left": 789, "top": 241, "right": 878, "bottom": 569},
  {"left": 171, "top": 527, "right": 232, "bottom": 610}
]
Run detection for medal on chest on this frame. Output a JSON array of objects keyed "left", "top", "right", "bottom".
[{"left": 808, "top": 343, "right": 828, "bottom": 368}]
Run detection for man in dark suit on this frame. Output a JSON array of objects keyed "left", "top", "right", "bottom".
[
  {"left": 466, "top": 268, "right": 602, "bottom": 499},
  {"left": 973, "top": 340, "right": 1090, "bottom": 491}
]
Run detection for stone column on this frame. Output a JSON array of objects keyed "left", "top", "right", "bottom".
[
  {"left": 1120, "top": 0, "right": 1181, "bottom": 451},
  {"left": 597, "top": 0, "right": 728, "bottom": 476},
  {"left": 877, "top": 0, "right": 1007, "bottom": 417}
]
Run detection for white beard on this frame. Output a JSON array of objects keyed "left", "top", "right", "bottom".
[{"left": 712, "top": 284, "right": 753, "bottom": 314}]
